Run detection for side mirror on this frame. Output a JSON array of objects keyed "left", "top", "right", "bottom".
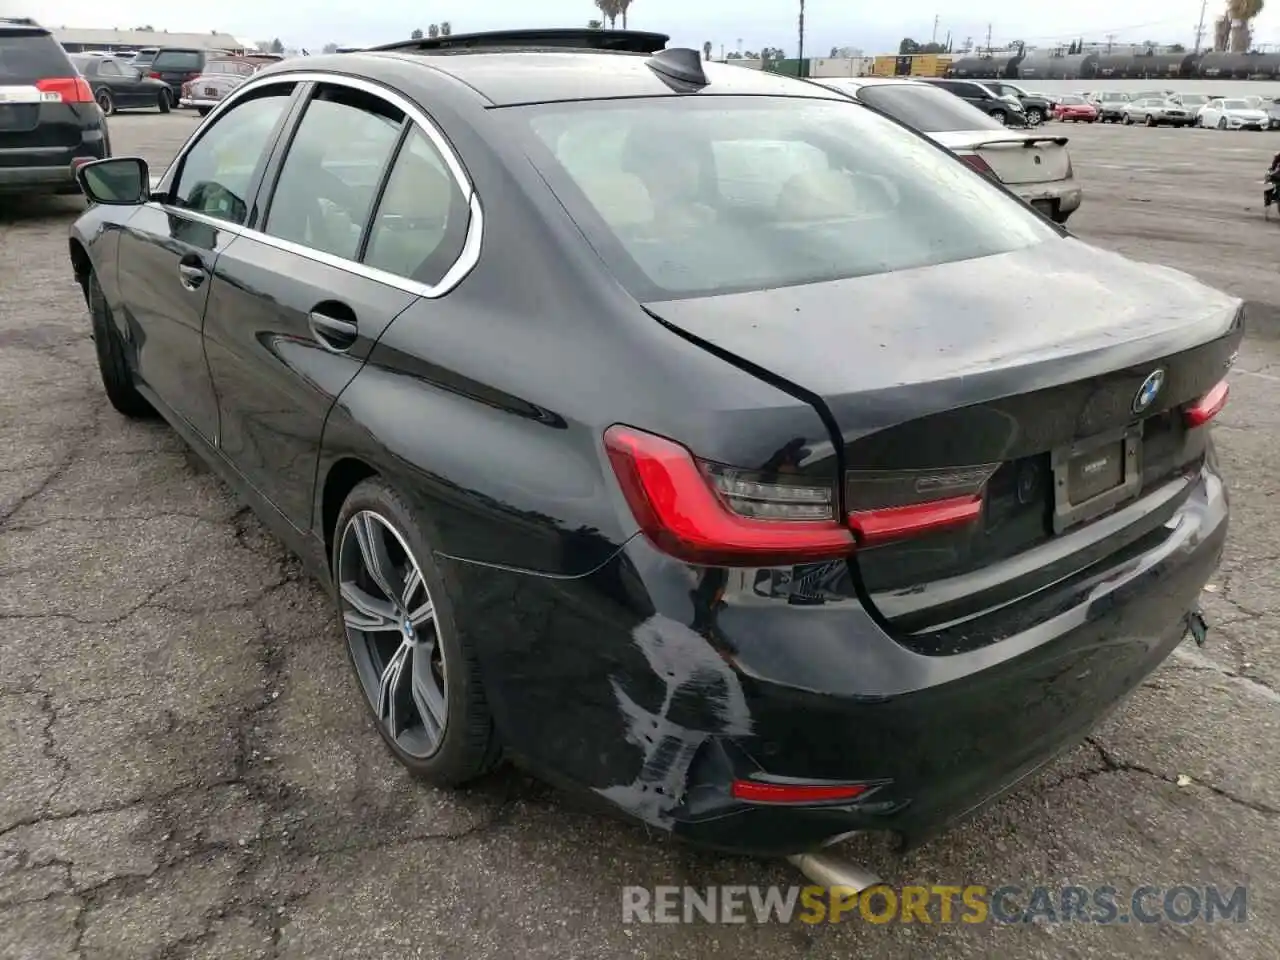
[{"left": 77, "top": 157, "right": 150, "bottom": 205}]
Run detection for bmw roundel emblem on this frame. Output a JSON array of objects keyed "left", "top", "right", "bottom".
[{"left": 1132, "top": 369, "right": 1165, "bottom": 414}]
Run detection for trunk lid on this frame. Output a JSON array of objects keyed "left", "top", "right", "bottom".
[
  {"left": 647, "top": 238, "right": 1242, "bottom": 646},
  {"left": 932, "top": 130, "right": 1071, "bottom": 184}
]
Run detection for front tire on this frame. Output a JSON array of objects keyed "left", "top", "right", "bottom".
[
  {"left": 1026, "top": 107, "right": 1045, "bottom": 126},
  {"left": 1145, "top": 114, "right": 1157, "bottom": 127},
  {"left": 96, "top": 89, "right": 114, "bottom": 117},
  {"left": 157, "top": 89, "right": 171, "bottom": 113},
  {"left": 989, "top": 109, "right": 1007, "bottom": 125},
  {"left": 1218, "top": 117, "right": 1228, "bottom": 130},
  {"left": 334, "top": 478, "right": 499, "bottom": 785},
  {"left": 87, "top": 272, "right": 153, "bottom": 418}
]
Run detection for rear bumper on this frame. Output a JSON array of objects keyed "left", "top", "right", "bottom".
[
  {"left": 1013, "top": 176, "right": 1083, "bottom": 215},
  {"left": 463, "top": 461, "right": 1226, "bottom": 857},
  {"left": 178, "top": 98, "right": 220, "bottom": 109},
  {"left": 0, "top": 151, "right": 107, "bottom": 194}
]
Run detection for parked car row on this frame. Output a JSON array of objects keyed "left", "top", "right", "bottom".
[{"left": 1075, "top": 89, "right": 1279, "bottom": 130}]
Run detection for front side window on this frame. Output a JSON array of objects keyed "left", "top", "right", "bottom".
[
  {"left": 858, "top": 83, "right": 1005, "bottom": 132},
  {"left": 264, "top": 85, "right": 405, "bottom": 260},
  {"left": 170, "top": 88, "right": 293, "bottom": 225},
  {"left": 511, "top": 96, "right": 1057, "bottom": 301},
  {"left": 363, "top": 126, "right": 471, "bottom": 284}
]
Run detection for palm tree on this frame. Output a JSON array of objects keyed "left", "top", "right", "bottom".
[
  {"left": 702, "top": 40, "right": 712, "bottom": 60},
  {"left": 1227, "top": 0, "right": 1264, "bottom": 51},
  {"left": 797, "top": 0, "right": 806, "bottom": 64},
  {"left": 618, "top": 0, "right": 633, "bottom": 29},
  {"left": 427, "top": 23, "right": 440, "bottom": 39},
  {"left": 594, "top": 0, "right": 621, "bottom": 29},
  {"left": 440, "top": 21, "right": 452, "bottom": 36}
]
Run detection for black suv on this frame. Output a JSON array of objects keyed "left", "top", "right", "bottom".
[
  {"left": 135, "top": 47, "right": 207, "bottom": 100},
  {"left": 920, "top": 77, "right": 1027, "bottom": 126},
  {"left": 0, "top": 17, "right": 110, "bottom": 196},
  {"left": 981, "top": 80, "right": 1054, "bottom": 125}
]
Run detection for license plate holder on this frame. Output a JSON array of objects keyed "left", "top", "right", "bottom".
[
  {"left": 205, "top": 87, "right": 218, "bottom": 96},
  {"left": 1050, "top": 427, "right": 1142, "bottom": 534}
]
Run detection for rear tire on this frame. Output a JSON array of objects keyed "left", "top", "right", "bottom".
[
  {"left": 334, "top": 478, "right": 500, "bottom": 786},
  {"left": 96, "top": 90, "right": 114, "bottom": 117},
  {"left": 989, "top": 109, "right": 1007, "bottom": 125},
  {"left": 157, "top": 89, "right": 171, "bottom": 113},
  {"left": 87, "top": 272, "right": 154, "bottom": 419},
  {"left": 1124, "top": 115, "right": 1134, "bottom": 125},
  {"left": 1145, "top": 114, "right": 1157, "bottom": 127}
]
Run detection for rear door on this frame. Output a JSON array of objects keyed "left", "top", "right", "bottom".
[
  {"left": 118, "top": 80, "right": 300, "bottom": 441},
  {"left": 0, "top": 24, "right": 88, "bottom": 167},
  {"left": 202, "top": 78, "right": 473, "bottom": 529}
]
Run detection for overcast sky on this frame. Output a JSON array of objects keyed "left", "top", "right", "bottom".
[{"left": 13, "top": 0, "right": 1280, "bottom": 55}]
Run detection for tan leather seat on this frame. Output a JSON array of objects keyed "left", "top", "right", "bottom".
[{"left": 575, "top": 172, "right": 655, "bottom": 230}]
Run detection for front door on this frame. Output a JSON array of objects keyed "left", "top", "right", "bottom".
[{"left": 118, "top": 81, "right": 298, "bottom": 441}]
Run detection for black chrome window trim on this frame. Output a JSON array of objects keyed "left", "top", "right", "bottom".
[{"left": 151, "top": 69, "right": 484, "bottom": 300}]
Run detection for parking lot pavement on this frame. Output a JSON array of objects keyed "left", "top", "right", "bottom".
[{"left": 1, "top": 111, "right": 1278, "bottom": 959}]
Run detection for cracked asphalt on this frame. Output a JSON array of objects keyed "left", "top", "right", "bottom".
[{"left": 1, "top": 115, "right": 1278, "bottom": 959}]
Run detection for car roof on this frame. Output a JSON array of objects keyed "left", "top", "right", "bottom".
[{"left": 255, "top": 30, "right": 849, "bottom": 107}]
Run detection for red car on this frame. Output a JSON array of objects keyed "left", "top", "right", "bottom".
[{"left": 1053, "top": 95, "right": 1098, "bottom": 122}]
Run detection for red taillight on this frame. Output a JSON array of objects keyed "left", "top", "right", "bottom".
[
  {"left": 958, "top": 153, "right": 997, "bottom": 179},
  {"left": 1184, "top": 379, "right": 1229, "bottom": 427},
  {"left": 149, "top": 71, "right": 162, "bottom": 80},
  {"left": 731, "top": 779, "right": 870, "bottom": 804},
  {"left": 603, "top": 425, "right": 854, "bottom": 566},
  {"left": 35, "top": 77, "right": 95, "bottom": 103},
  {"left": 848, "top": 495, "right": 984, "bottom": 546}
]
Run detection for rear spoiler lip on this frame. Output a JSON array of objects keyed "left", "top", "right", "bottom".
[{"left": 964, "top": 134, "right": 1070, "bottom": 149}]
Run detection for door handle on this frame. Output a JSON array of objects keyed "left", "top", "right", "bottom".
[
  {"left": 308, "top": 310, "right": 358, "bottom": 352},
  {"left": 177, "top": 263, "right": 205, "bottom": 290}
]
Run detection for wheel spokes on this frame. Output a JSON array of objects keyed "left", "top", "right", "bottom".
[
  {"left": 377, "top": 639, "right": 413, "bottom": 740},
  {"left": 353, "top": 512, "right": 402, "bottom": 601},
  {"left": 340, "top": 580, "right": 400, "bottom": 631},
  {"left": 411, "top": 639, "right": 447, "bottom": 743}
]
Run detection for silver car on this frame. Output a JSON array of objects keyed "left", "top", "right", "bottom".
[{"left": 1122, "top": 97, "right": 1193, "bottom": 127}]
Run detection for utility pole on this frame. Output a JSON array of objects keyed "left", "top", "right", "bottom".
[
  {"left": 985, "top": 23, "right": 992, "bottom": 55},
  {"left": 932, "top": 14, "right": 939, "bottom": 44},
  {"left": 798, "top": 0, "right": 806, "bottom": 65},
  {"left": 1193, "top": 0, "right": 1208, "bottom": 53}
]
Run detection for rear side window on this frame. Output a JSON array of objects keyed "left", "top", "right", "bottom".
[
  {"left": 0, "top": 29, "right": 74, "bottom": 83},
  {"left": 858, "top": 84, "right": 1005, "bottom": 132},
  {"left": 363, "top": 126, "right": 472, "bottom": 284},
  {"left": 264, "top": 85, "right": 405, "bottom": 260},
  {"left": 171, "top": 88, "right": 293, "bottom": 225},
  {"left": 153, "top": 50, "right": 203, "bottom": 71},
  {"left": 513, "top": 96, "right": 1056, "bottom": 300}
]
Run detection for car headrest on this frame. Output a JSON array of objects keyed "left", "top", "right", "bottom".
[{"left": 776, "top": 169, "right": 863, "bottom": 219}]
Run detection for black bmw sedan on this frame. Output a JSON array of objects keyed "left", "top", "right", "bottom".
[{"left": 67, "top": 29, "right": 1239, "bottom": 858}]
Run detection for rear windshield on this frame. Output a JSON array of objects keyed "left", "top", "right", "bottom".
[
  {"left": 509, "top": 96, "right": 1056, "bottom": 300},
  {"left": 153, "top": 50, "right": 203, "bottom": 70},
  {"left": 0, "top": 29, "right": 73, "bottom": 83},
  {"left": 1179, "top": 95, "right": 1208, "bottom": 105},
  {"left": 1222, "top": 99, "right": 1250, "bottom": 110},
  {"left": 1059, "top": 96, "right": 1085, "bottom": 104},
  {"left": 849, "top": 82, "right": 1006, "bottom": 132},
  {"left": 206, "top": 60, "right": 254, "bottom": 76}
]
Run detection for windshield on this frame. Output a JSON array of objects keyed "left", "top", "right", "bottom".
[
  {"left": 843, "top": 82, "right": 1006, "bottom": 132},
  {"left": 1223, "top": 99, "right": 1250, "bottom": 110},
  {"left": 508, "top": 96, "right": 1056, "bottom": 300},
  {"left": 1179, "top": 95, "right": 1208, "bottom": 105},
  {"left": 1100, "top": 92, "right": 1127, "bottom": 101}
]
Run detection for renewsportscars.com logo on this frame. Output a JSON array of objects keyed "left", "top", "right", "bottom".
[{"left": 622, "top": 884, "right": 1248, "bottom": 925}]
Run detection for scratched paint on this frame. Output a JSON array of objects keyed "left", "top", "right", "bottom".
[{"left": 596, "top": 613, "right": 753, "bottom": 825}]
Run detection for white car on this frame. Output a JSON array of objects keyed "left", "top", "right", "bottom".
[
  {"left": 812, "top": 76, "right": 1081, "bottom": 223},
  {"left": 1197, "top": 97, "right": 1269, "bottom": 130}
]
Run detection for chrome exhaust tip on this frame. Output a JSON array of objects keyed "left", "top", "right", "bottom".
[{"left": 786, "top": 850, "right": 881, "bottom": 892}]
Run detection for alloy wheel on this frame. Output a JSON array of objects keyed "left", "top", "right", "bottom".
[{"left": 338, "top": 510, "right": 448, "bottom": 758}]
